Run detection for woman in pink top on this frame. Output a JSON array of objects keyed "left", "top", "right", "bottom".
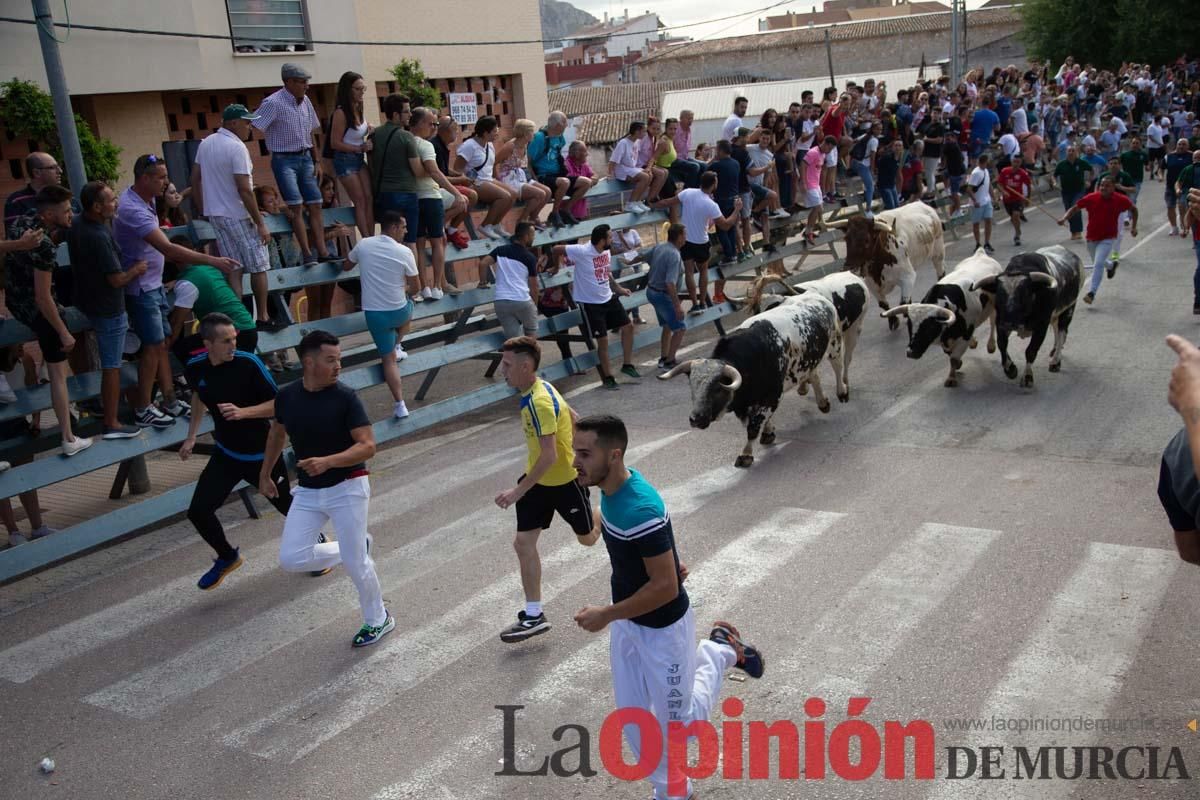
[{"left": 565, "top": 140, "right": 593, "bottom": 221}]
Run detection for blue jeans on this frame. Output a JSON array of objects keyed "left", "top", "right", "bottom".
[
  {"left": 88, "top": 311, "right": 129, "bottom": 370},
  {"left": 270, "top": 153, "right": 321, "bottom": 205},
  {"left": 669, "top": 159, "right": 703, "bottom": 190},
  {"left": 880, "top": 186, "right": 900, "bottom": 210},
  {"left": 1062, "top": 190, "right": 1084, "bottom": 234},
  {"left": 716, "top": 199, "right": 737, "bottom": 262},
  {"left": 126, "top": 286, "right": 171, "bottom": 345},
  {"left": 852, "top": 159, "right": 875, "bottom": 209}
]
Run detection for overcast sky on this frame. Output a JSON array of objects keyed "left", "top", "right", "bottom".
[{"left": 565, "top": 0, "right": 996, "bottom": 43}]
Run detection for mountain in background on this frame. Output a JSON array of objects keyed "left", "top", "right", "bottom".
[{"left": 540, "top": 0, "right": 599, "bottom": 48}]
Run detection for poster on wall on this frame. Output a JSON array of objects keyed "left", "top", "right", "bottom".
[{"left": 449, "top": 93, "right": 479, "bottom": 126}]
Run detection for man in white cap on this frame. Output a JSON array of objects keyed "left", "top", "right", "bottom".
[{"left": 253, "top": 63, "right": 332, "bottom": 269}]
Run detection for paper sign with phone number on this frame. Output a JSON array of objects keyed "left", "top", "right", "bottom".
[{"left": 449, "top": 93, "right": 478, "bottom": 125}]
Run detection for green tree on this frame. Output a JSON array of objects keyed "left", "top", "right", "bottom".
[
  {"left": 1112, "top": 0, "right": 1192, "bottom": 69},
  {"left": 0, "top": 78, "right": 121, "bottom": 186},
  {"left": 1020, "top": 0, "right": 1193, "bottom": 69},
  {"left": 387, "top": 59, "right": 443, "bottom": 111}
]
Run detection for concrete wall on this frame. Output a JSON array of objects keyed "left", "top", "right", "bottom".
[
  {"left": 89, "top": 93, "right": 173, "bottom": 186},
  {"left": 640, "top": 22, "right": 1022, "bottom": 83},
  {"left": 966, "top": 33, "right": 1028, "bottom": 71}
]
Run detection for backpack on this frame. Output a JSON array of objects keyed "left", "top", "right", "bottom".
[{"left": 850, "top": 133, "right": 872, "bottom": 162}]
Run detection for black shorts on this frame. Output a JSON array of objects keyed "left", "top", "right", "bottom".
[
  {"left": 658, "top": 173, "right": 678, "bottom": 199},
  {"left": 515, "top": 477, "right": 593, "bottom": 534},
  {"left": 29, "top": 313, "right": 67, "bottom": 364},
  {"left": 1149, "top": 146, "right": 1166, "bottom": 162},
  {"left": 1159, "top": 458, "right": 1196, "bottom": 532},
  {"left": 416, "top": 197, "right": 445, "bottom": 240},
  {"left": 681, "top": 241, "right": 711, "bottom": 266},
  {"left": 1004, "top": 201, "right": 1024, "bottom": 216},
  {"left": 580, "top": 296, "right": 630, "bottom": 337},
  {"left": 538, "top": 174, "right": 578, "bottom": 194}
]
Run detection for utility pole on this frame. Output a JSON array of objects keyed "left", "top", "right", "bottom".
[
  {"left": 825, "top": 29, "right": 835, "bottom": 92},
  {"left": 32, "top": 0, "right": 87, "bottom": 196},
  {"left": 950, "top": 0, "right": 961, "bottom": 85}
]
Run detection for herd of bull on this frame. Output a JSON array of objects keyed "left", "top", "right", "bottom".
[{"left": 657, "top": 203, "right": 1084, "bottom": 467}]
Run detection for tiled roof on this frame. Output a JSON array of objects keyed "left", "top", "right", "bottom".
[
  {"left": 549, "top": 74, "right": 758, "bottom": 117},
  {"left": 649, "top": 7, "right": 1022, "bottom": 61},
  {"left": 577, "top": 108, "right": 655, "bottom": 147}
]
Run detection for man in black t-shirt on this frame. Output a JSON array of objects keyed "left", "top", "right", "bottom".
[
  {"left": 919, "top": 107, "right": 947, "bottom": 196},
  {"left": 571, "top": 414, "right": 765, "bottom": 800},
  {"left": 261, "top": 330, "right": 391, "bottom": 648},
  {"left": 182, "top": 313, "right": 297, "bottom": 590}
]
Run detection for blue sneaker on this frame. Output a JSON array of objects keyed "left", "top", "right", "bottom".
[
  {"left": 198, "top": 550, "right": 243, "bottom": 590},
  {"left": 710, "top": 620, "right": 765, "bottom": 678},
  {"left": 352, "top": 612, "right": 395, "bottom": 648}
]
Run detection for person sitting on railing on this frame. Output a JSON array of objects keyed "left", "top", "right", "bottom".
[
  {"left": 329, "top": 71, "right": 375, "bottom": 239},
  {"left": 635, "top": 117, "right": 669, "bottom": 206},
  {"left": 407, "top": 108, "right": 469, "bottom": 298},
  {"left": 670, "top": 111, "right": 704, "bottom": 189},
  {"left": 344, "top": 210, "right": 419, "bottom": 420},
  {"left": 431, "top": 116, "right": 475, "bottom": 250},
  {"left": 694, "top": 142, "right": 713, "bottom": 163},
  {"left": 4, "top": 185, "right": 93, "bottom": 456},
  {"left": 480, "top": 221, "right": 540, "bottom": 339},
  {"left": 495, "top": 119, "right": 553, "bottom": 232},
  {"left": 455, "top": 116, "right": 515, "bottom": 240},
  {"left": 529, "top": 111, "right": 594, "bottom": 228},
  {"left": 609, "top": 122, "right": 655, "bottom": 215},
  {"left": 564, "top": 140, "right": 594, "bottom": 224},
  {"left": 115, "top": 155, "right": 240, "bottom": 431}
]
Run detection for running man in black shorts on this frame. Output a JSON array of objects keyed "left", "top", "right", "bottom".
[
  {"left": 181, "top": 312, "right": 302, "bottom": 590},
  {"left": 494, "top": 336, "right": 598, "bottom": 642}
]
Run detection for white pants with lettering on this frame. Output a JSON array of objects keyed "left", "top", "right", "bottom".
[
  {"left": 1087, "top": 238, "right": 1117, "bottom": 295},
  {"left": 610, "top": 607, "right": 737, "bottom": 800},
  {"left": 277, "top": 475, "right": 386, "bottom": 627}
]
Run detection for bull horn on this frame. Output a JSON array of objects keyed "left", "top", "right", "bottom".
[
  {"left": 935, "top": 306, "right": 957, "bottom": 326},
  {"left": 1029, "top": 271, "right": 1057, "bottom": 290},
  {"left": 972, "top": 276, "right": 999, "bottom": 293},
  {"left": 873, "top": 218, "right": 894, "bottom": 233},
  {"left": 720, "top": 364, "right": 743, "bottom": 393},
  {"left": 880, "top": 305, "right": 911, "bottom": 319},
  {"left": 825, "top": 218, "right": 850, "bottom": 230},
  {"left": 657, "top": 359, "right": 694, "bottom": 380}
]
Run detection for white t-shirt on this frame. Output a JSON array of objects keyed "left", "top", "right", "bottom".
[
  {"left": 722, "top": 113, "right": 744, "bottom": 142},
  {"left": 564, "top": 243, "right": 613, "bottom": 305},
  {"left": 457, "top": 137, "right": 495, "bottom": 181},
  {"left": 797, "top": 119, "right": 816, "bottom": 150},
  {"left": 998, "top": 133, "right": 1020, "bottom": 158},
  {"left": 610, "top": 137, "right": 639, "bottom": 171},
  {"left": 1146, "top": 122, "right": 1165, "bottom": 148},
  {"left": 611, "top": 228, "right": 643, "bottom": 265},
  {"left": 1081, "top": 133, "right": 1097, "bottom": 149},
  {"left": 746, "top": 143, "right": 775, "bottom": 186},
  {"left": 1011, "top": 106, "right": 1029, "bottom": 136},
  {"left": 678, "top": 188, "right": 721, "bottom": 245},
  {"left": 173, "top": 280, "right": 200, "bottom": 309},
  {"left": 194, "top": 128, "right": 254, "bottom": 219},
  {"left": 967, "top": 166, "right": 991, "bottom": 206},
  {"left": 491, "top": 243, "right": 538, "bottom": 303},
  {"left": 413, "top": 137, "right": 441, "bottom": 199},
  {"left": 349, "top": 235, "right": 419, "bottom": 311}
]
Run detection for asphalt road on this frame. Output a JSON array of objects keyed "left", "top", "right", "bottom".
[{"left": 2, "top": 188, "right": 1199, "bottom": 800}]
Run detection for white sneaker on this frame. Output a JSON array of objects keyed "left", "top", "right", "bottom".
[
  {"left": 629, "top": 201, "right": 648, "bottom": 214},
  {"left": 421, "top": 286, "right": 434, "bottom": 301},
  {"left": 0, "top": 373, "right": 16, "bottom": 404},
  {"left": 394, "top": 343, "right": 408, "bottom": 361},
  {"left": 430, "top": 287, "right": 444, "bottom": 300},
  {"left": 393, "top": 400, "right": 410, "bottom": 419},
  {"left": 8, "top": 532, "right": 28, "bottom": 548},
  {"left": 770, "top": 208, "right": 790, "bottom": 219},
  {"left": 481, "top": 225, "right": 503, "bottom": 240},
  {"left": 494, "top": 225, "right": 514, "bottom": 239},
  {"left": 0, "top": 460, "right": 9, "bottom": 472},
  {"left": 29, "top": 525, "right": 56, "bottom": 539},
  {"left": 411, "top": 291, "right": 424, "bottom": 303},
  {"left": 62, "top": 436, "right": 93, "bottom": 457}
]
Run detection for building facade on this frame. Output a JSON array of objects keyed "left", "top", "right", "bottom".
[{"left": 0, "top": 0, "right": 549, "bottom": 195}]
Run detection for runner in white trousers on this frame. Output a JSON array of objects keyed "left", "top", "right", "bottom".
[
  {"left": 571, "top": 414, "right": 765, "bottom": 800},
  {"left": 260, "top": 329, "right": 393, "bottom": 647}
]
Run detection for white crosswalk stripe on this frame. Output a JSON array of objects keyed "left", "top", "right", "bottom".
[
  {"left": 923, "top": 541, "right": 1178, "bottom": 800},
  {"left": 776, "top": 522, "right": 1001, "bottom": 703},
  {"left": 221, "top": 441, "right": 784, "bottom": 763},
  {"left": 78, "top": 432, "right": 689, "bottom": 718},
  {"left": 370, "top": 507, "right": 845, "bottom": 800},
  {"left": 0, "top": 444, "right": 525, "bottom": 684}
]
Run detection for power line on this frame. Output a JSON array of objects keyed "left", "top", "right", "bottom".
[{"left": 0, "top": 2, "right": 800, "bottom": 48}]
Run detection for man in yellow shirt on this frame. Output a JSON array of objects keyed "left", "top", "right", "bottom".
[{"left": 495, "top": 337, "right": 599, "bottom": 642}]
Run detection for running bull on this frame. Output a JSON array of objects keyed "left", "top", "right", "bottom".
[
  {"left": 971, "top": 246, "right": 1083, "bottom": 388},
  {"left": 829, "top": 203, "right": 946, "bottom": 332},
  {"left": 659, "top": 294, "right": 845, "bottom": 468},
  {"left": 881, "top": 248, "right": 1003, "bottom": 387}
]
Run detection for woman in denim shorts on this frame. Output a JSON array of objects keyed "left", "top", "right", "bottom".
[{"left": 329, "top": 71, "right": 374, "bottom": 238}]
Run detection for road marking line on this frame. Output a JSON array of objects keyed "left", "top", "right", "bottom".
[{"left": 370, "top": 507, "right": 844, "bottom": 800}]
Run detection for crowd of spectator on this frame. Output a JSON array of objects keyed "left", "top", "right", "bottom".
[{"left": 2, "top": 56, "right": 1200, "bottom": 549}]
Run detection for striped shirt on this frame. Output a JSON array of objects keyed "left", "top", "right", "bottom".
[{"left": 252, "top": 87, "right": 321, "bottom": 153}]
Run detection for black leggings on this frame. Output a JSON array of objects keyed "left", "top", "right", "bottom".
[{"left": 188, "top": 449, "right": 291, "bottom": 560}]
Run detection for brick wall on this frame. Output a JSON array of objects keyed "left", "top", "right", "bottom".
[{"left": 373, "top": 74, "right": 518, "bottom": 136}]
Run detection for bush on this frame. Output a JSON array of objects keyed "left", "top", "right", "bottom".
[
  {"left": 387, "top": 59, "right": 443, "bottom": 112},
  {"left": 0, "top": 78, "right": 122, "bottom": 186}
]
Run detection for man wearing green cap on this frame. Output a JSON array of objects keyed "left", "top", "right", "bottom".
[{"left": 192, "top": 104, "right": 280, "bottom": 333}]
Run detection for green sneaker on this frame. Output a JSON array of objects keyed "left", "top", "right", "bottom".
[
  {"left": 352, "top": 614, "right": 395, "bottom": 648},
  {"left": 602, "top": 376, "right": 620, "bottom": 390},
  {"left": 620, "top": 364, "right": 641, "bottom": 379}
]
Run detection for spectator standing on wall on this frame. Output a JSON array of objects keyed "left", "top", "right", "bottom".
[
  {"left": 328, "top": 71, "right": 375, "bottom": 238},
  {"left": 252, "top": 63, "right": 333, "bottom": 268},
  {"left": 192, "top": 104, "right": 280, "bottom": 333}
]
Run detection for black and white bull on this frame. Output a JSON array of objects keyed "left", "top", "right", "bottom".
[
  {"left": 971, "top": 246, "right": 1083, "bottom": 388},
  {"left": 881, "top": 248, "right": 1003, "bottom": 387},
  {"left": 741, "top": 270, "right": 868, "bottom": 399},
  {"left": 659, "top": 295, "right": 845, "bottom": 468},
  {"left": 831, "top": 203, "right": 946, "bottom": 333}
]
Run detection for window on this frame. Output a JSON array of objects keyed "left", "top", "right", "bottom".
[{"left": 226, "top": 0, "right": 312, "bottom": 53}]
